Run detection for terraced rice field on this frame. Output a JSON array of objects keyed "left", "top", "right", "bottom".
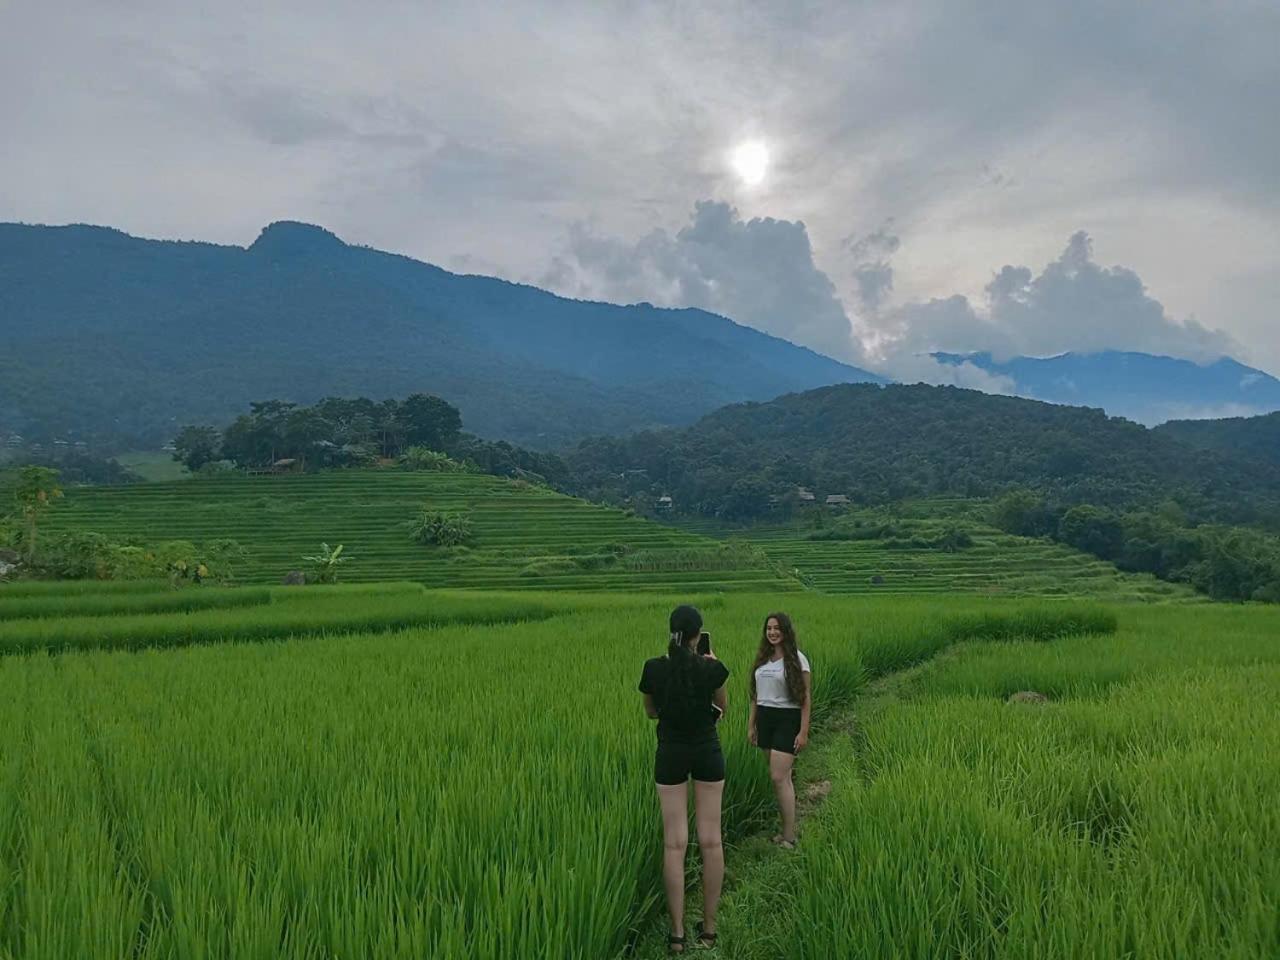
[
  {"left": 42, "top": 472, "right": 795, "bottom": 592},
  {"left": 678, "top": 517, "right": 1198, "bottom": 600}
]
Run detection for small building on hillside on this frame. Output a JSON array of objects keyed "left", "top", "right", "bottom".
[
  {"left": 826, "top": 494, "right": 851, "bottom": 509},
  {"left": 656, "top": 494, "right": 673, "bottom": 512},
  {"left": 271, "top": 458, "right": 301, "bottom": 474},
  {"left": 797, "top": 487, "right": 816, "bottom": 503}
]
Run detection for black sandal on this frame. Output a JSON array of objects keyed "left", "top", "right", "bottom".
[
  {"left": 695, "top": 921, "right": 718, "bottom": 949},
  {"left": 667, "top": 932, "right": 686, "bottom": 954}
]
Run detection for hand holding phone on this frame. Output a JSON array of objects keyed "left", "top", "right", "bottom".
[{"left": 696, "top": 631, "right": 711, "bottom": 656}]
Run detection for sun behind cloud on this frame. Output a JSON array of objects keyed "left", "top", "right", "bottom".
[{"left": 730, "top": 140, "right": 769, "bottom": 186}]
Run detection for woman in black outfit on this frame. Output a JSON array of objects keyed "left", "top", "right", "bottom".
[{"left": 639, "top": 605, "right": 729, "bottom": 954}]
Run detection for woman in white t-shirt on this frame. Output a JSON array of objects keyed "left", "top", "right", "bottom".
[{"left": 747, "top": 611, "right": 811, "bottom": 849}]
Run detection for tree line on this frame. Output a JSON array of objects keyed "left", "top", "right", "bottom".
[
  {"left": 173, "top": 394, "right": 569, "bottom": 485},
  {"left": 991, "top": 491, "right": 1280, "bottom": 602}
]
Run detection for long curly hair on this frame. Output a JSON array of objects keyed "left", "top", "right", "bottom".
[{"left": 749, "top": 611, "right": 806, "bottom": 705}]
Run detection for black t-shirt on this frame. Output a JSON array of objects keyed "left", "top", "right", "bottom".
[{"left": 639, "top": 655, "right": 730, "bottom": 744}]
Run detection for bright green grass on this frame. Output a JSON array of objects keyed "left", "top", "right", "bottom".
[
  {"left": 0, "top": 593, "right": 1105, "bottom": 959},
  {"left": 40, "top": 471, "right": 794, "bottom": 592},
  {"left": 113, "top": 452, "right": 190, "bottom": 483},
  {"left": 0, "top": 584, "right": 582, "bottom": 655},
  {"left": 0, "top": 587, "right": 275, "bottom": 621},
  {"left": 714, "top": 603, "right": 1280, "bottom": 959}
]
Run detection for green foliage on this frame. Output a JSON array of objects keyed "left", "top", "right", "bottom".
[
  {"left": 11, "top": 464, "right": 63, "bottom": 561},
  {"left": 301, "top": 542, "right": 349, "bottom": 584},
  {"left": 1058, "top": 505, "right": 1125, "bottom": 560},
  {"left": 410, "top": 510, "right": 475, "bottom": 547},
  {"left": 400, "top": 447, "right": 463, "bottom": 472},
  {"left": 568, "top": 384, "right": 1280, "bottom": 528},
  {"left": 172, "top": 425, "right": 223, "bottom": 471},
  {"left": 1155, "top": 410, "right": 1280, "bottom": 466}
]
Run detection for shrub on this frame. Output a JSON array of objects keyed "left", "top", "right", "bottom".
[
  {"left": 400, "top": 447, "right": 463, "bottom": 472},
  {"left": 410, "top": 510, "right": 475, "bottom": 547}
]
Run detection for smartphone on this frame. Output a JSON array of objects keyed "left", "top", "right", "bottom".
[{"left": 696, "top": 631, "right": 711, "bottom": 656}]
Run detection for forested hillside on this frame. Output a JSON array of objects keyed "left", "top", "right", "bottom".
[{"left": 0, "top": 221, "right": 880, "bottom": 450}]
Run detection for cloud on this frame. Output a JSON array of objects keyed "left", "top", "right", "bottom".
[
  {"left": 843, "top": 222, "right": 901, "bottom": 313},
  {"left": 546, "top": 197, "right": 1243, "bottom": 394},
  {"left": 868, "top": 231, "right": 1241, "bottom": 371},
  {"left": 543, "top": 200, "right": 868, "bottom": 364},
  {"left": 1, "top": 0, "right": 1276, "bottom": 370}
]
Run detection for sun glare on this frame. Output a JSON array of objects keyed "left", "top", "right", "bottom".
[{"left": 731, "top": 140, "right": 769, "bottom": 186}]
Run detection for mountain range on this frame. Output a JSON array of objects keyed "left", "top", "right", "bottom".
[
  {"left": 0, "top": 221, "right": 881, "bottom": 449},
  {"left": 3, "top": 220, "right": 1277, "bottom": 451},
  {"left": 932, "top": 351, "right": 1280, "bottom": 425}
]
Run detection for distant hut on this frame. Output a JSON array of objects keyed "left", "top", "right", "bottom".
[
  {"left": 797, "top": 487, "right": 816, "bottom": 503},
  {"left": 656, "top": 494, "right": 673, "bottom": 512},
  {"left": 826, "top": 494, "right": 851, "bottom": 509},
  {"left": 271, "top": 457, "right": 301, "bottom": 474}
]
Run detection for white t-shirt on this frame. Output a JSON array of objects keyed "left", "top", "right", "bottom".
[{"left": 754, "top": 651, "right": 811, "bottom": 708}]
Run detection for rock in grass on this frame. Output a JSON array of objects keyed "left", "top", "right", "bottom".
[
  {"left": 1007, "top": 690, "right": 1049, "bottom": 704},
  {"left": 281, "top": 570, "right": 307, "bottom": 586},
  {"left": 805, "top": 780, "right": 833, "bottom": 801}
]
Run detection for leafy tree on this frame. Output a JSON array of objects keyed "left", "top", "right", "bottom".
[
  {"left": 1058, "top": 505, "right": 1125, "bottom": 560},
  {"left": 13, "top": 466, "right": 62, "bottom": 562},
  {"left": 717, "top": 477, "right": 773, "bottom": 522},
  {"left": 172, "top": 425, "right": 223, "bottom": 471},
  {"left": 401, "top": 393, "right": 463, "bottom": 451}
]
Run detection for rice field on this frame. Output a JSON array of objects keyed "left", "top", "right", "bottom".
[
  {"left": 40, "top": 472, "right": 795, "bottom": 592},
  {"left": 0, "top": 588, "right": 1127, "bottom": 960},
  {"left": 681, "top": 509, "right": 1199, "bottom": 601},
  {"left": 711, "top": 603, "right": 1280, "bottom": 959},
  {"left": 0, "top": 583, "right": 578, "bottom": 655}
]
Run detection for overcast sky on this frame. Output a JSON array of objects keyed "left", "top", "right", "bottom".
[{"left": 2, "top": 0, "right": 1276, "bottom": 377}]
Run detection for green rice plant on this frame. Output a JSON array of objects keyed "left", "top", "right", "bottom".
[
  {"left": 714, "top": 602, "right": 1280, "bottom": 960},
  {"left": 0, "top": 588, "right": 573, "bottom": 655},
  {"left": 40, "top": 471, "right": 789, "bottom": 592},
  {"left": 0, "top": 594, "right": 1105, "bottom": 959},
  {"left": 0, "top": 579, "right": 175, "bottom": 597},
  {"left": 0, "top": 586, "right": 273, "bottom": 620}
]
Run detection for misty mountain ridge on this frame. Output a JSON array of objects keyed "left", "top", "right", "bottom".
[
  {"left": 0, "top": 220, "right": 883, "bottom": 449},
  {"left": 3, "top": 218, "right": 1274, "bottom": 451},
  {"left": 932, "top": 350, "right": 1280, "bottom": 425}
]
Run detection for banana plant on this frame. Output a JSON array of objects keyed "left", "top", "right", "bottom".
[{"left": 302, "top": 542, "right": 350, "bottom": 584}]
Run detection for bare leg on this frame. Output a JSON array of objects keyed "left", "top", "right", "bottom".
[
  {"left": 656, "top": 782, "right": 689, "bottom": 947},
  {"left": 693, "top": 779, "right": 725, "bottom": 934},
  {"left": 769, "top": 749, "right": 798, "bottom": 843}
]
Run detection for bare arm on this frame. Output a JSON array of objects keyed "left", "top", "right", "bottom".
[
  {"left": 642, "top": 692, "right": 659, "bottom": 720},
  {"left": 795, "top": 671, "right": 813, "bottom": 752},
  {"left": 748, "top": 688, "right": 758, "bottom": 747},
  {"left": 713, "top": 684, "right": 727, "bottom": 713}
]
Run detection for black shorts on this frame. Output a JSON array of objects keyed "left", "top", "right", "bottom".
[
  {"left": 654, "top": 738, "right": 725, "bottom": 785},
  {"left": 756, "top": 706, "right": 802, "bottom": 755}
]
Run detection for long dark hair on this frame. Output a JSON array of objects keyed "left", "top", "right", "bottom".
[
  {"left": 749, "top": 611, "right": 806, "bottom": 705},
  {"left": 662, "top": 604, "right": 704, "bottom": 720}
]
